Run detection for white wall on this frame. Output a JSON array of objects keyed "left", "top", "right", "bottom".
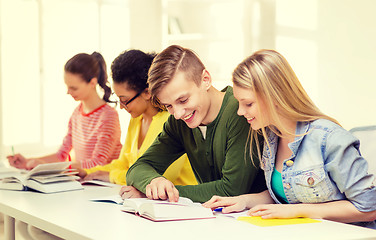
[
  {"left": 251, "top": 0, "right": 376, "bottom": 130},
  {"left": 1, "top": 0, "right": 376, "bottom": 161}
]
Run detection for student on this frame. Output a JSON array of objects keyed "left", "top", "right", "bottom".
[
  {"left": 79, "top": 49, "right": 197, "bottom": 187},
  {"left": 7, "top": 52, "right": 122, "bottom": 170},
  {"left": 123, "top": 45, "right": 266, "bottom": 203},
  {"left": 6, "top": 52, "right": 123, "bottom": 240},
  {"left": 203, "top": 49, "right": 376, "bottom": 228}
]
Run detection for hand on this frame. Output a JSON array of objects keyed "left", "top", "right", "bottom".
[
  {"left": 145, "top": 177, "right": 179, "bottom": 202},
  {"left": 76, "top": 168, "right": 87, "bottom": 179},
  {"left": 25, "top": 158, "right": 44, "bottom": 170},
  {"left": 248, "top": 204, "right": 300, "bottom": 219},
  {"left": 119, "top": 186, "right": 146, "bottom": 199},
  {"left": 83, "top": 171, "right": 109, "bottom": 182},
  {"left": 69, "top": 163, "right": 87, "bottom": 178},
  {"left": 203, "top": 195, "right": 248, "bottom": 213},
  {"left": 70, "top": 162, "right": 82, "bottom": 170},
  {"left": 7, "top": 154, "right": 27, "bottom": 169}
]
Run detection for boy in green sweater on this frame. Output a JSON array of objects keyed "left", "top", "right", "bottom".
[{"left": 122, "top": 45, "right": 266, "bottom": 203}]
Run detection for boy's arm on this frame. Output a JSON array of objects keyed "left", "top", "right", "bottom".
[{"left": 126, "top": 116, "right": 185, "bottom": 192}]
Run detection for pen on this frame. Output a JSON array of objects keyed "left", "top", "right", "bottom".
[
  {"left": 214, "top": 207, "right": 223, "bottom": 212},
  {"left": 11, "top": 146, "right": 15, "bottom": 156}
]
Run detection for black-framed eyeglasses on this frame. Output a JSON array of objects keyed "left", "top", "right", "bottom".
[{"left": 118, "top": 91, "right": 142, "bottom": 108}]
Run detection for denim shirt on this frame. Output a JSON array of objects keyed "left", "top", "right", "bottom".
[{"left": 261, "top": 119, "right": 376, "bottom": 229}]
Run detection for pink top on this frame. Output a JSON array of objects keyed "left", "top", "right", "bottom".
[{"left": 57, "top": 103, "right": 122, "bottom": 169}]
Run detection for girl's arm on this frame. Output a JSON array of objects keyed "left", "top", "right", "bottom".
[
  {"left": 249, "top": 200, "right": 376, "bottom": 223},
  {"left": 203, "top": 190, "right": 274, "bottom": 213}
]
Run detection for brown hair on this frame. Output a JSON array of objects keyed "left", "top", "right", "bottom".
[
  {"left": 147, "top": 45, "right": 205, "bottom": 106},
  {"left": 65, "top": 52, "right": 112, "bottom": 103}
]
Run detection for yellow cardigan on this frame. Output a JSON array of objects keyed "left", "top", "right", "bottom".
[{"left": 85, "top": 111, "right": 197, "bottom": 186}]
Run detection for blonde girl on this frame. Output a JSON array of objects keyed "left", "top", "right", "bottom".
[{"left": 204, "top": 49, "right": 376, "bottom": 229}]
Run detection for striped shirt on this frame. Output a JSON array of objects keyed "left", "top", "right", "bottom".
[{"left": 57, "top": 103, "right": 122, "bottom": 169}]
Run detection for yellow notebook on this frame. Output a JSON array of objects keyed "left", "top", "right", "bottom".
[{"left": 237, "top": 216, "right": 321, "bottom": 227}]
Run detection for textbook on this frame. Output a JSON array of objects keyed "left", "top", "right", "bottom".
[
  {"left": 0, "top": 162, "right": 83, "bottom": 193},
  {"left": 120, "top": 197, "right": 215, "bottom": 221}
]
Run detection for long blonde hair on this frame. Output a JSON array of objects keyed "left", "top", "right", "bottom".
[{"left": 232, "top": 49, "right": 339, "bottom": 164}]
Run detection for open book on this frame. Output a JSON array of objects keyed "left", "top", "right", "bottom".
[
  {"left": 120, "top": 197, "right": 214, "bottom": 221},
  {"left": 0, "top": 166, "right": 25, "bottom": 179},
  {"left": 0, "top": 162, "right": 83, "bottom": 193}
]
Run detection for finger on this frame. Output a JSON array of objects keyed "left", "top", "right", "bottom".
[
  {"left": 172, "top": 187, "right": 179, "bottom": 202},
  {"left": 83, "top": 175, "right": 94, "bottom": 181},
  {"left": 123, "top": 190, "right": 133, "bottom": 199},
  {"left": 204, "top": 197, "right": 235, "bottom": 209},
  {"left": 119, "top": 186, "right": 129, "bottom": 196},
  {"left": 202, "top": 195, "right": 220, "bottom": 207},
  {"left": 222, "top": 203, "right": 244, "bottom": 214},
  {"left": 249, "top": 208, "right": 271, "bottom": 217},
  {"left": 145, "top": 184, "right": 153, "bottom": 199},
  {"left": 248, "top": 204, "right": 266, "bottom": 214},
  {"left": 145, "top": 184, "right": 152, "bottom": 199},
  {"left": 151, "top": 183, "right": 159, "bottom": 200},
  {"left": 204, "top": 200, "right": 225, "bottom": 210},
  {"left": 260, "top": 212, "right": 276, "bottom": 219},
  {"left": 165, "top": 186, "right": 178, "bottom": 202},
  {"left": 158, "top": 184, "right": 168, "bottom": 200}
]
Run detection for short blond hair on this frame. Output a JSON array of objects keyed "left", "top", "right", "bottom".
[{"left": 147, "top": 45, "right": 205, "bottom": 106}]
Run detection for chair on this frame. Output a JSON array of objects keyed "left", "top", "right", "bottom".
[{"left": 350, "top": 125, "right": 376, "bottom": 176}]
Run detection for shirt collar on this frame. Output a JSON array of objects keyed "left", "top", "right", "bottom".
[{"left": 287, "top": 121, "right": 311, "bottom": 158}]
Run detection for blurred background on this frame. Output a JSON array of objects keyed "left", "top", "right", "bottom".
[{"left": 1, "top": 0, "right": 376, "bottom": 160}]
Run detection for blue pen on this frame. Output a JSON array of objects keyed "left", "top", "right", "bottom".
[{"left": 213, "top": 207, "right": 223, "bottom": 212}]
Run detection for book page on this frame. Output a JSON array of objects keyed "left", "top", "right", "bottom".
[
  {"left": 121, "top": 197, "right": 213, "bottom": 221},
  {"left": 122, "top": 197, "right": 194, "bottom": 211},
  {"left": 81, "top": 180, "right": 119, "bottom": 188},
  {"left": 139, "top": 202, "right": 214, "bottom": 221},
  {"left": 122, "top": 198, "right": 156, "bottom": 213},
  {"left": 26, "top": 162, "right": 71, "bottom": 178},
  {"left": 32, "top": 174, "right": 80, "bottom": 184}
]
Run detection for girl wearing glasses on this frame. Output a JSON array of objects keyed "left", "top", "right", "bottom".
[
  {"left": 7, "top": 52, "right": 122, "bottom": 170},
  {"left": 78, "top": 49, "right": 197, "bottom": 190},
  {"left": 203, "top": 49, "right": 376, "bottom": 228}
]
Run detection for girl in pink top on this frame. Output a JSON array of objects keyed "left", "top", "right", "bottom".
[{"left": 7, "top": 52, "right": 122, "bottom": 169}]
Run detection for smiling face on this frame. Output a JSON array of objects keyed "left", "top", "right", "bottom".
[
  {"left": 64, "top": 72, "right": 95, "bottom": 101},
  {"left": 233, "top": 84, "right": 270, "bottom": 130},
  {"left": 157, "top": 71, "right": 211, "bottom": 128}
]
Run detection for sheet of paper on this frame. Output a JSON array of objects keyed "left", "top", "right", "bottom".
[{"left": 237, "top": 216, "right": 321, "bottom": 227}]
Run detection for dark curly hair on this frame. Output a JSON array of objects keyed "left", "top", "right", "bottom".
[{"left": 111, "top": 49, "right": 156, "bottom": 93}]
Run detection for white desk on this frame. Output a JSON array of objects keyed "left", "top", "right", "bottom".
[{"left": 1, "top": 185, "right": 376, "bottom": 240}]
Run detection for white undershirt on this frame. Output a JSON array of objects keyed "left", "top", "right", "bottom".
[{"left": 198, "top": 126, "right": 207, "bottom": 139}]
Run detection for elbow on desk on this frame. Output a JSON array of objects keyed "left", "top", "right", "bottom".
[{"left": 362, "top": 209, "right": 376, "bottom": 222}]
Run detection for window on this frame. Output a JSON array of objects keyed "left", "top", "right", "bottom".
[{"left": 0, "top": 0, "right": 130, "bottom": 159}]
